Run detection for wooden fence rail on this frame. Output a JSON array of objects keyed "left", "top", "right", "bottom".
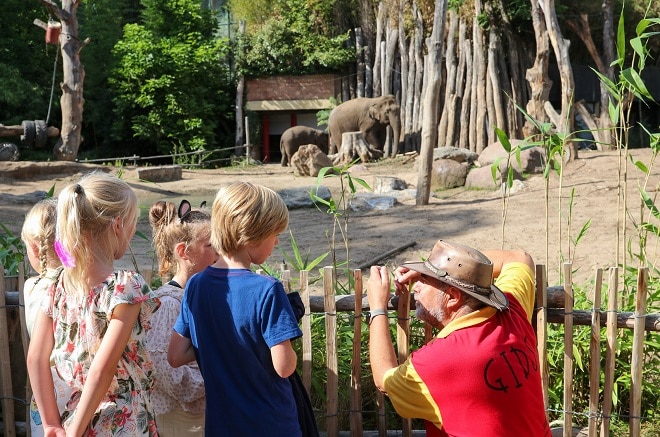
[{"left": 0, "top": 263, "right": 655, "bottom": 436}]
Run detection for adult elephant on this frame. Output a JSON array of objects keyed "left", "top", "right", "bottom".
[
  {"left": 327, "top": 94, "right": 401, "bottom": 157},
  {"left": 280, "top": 126, "right": 329, "bottom": 167}
]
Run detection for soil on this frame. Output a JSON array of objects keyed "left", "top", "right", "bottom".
[{"left": 1, "top": 147, "right": 658, "bottom": 287}]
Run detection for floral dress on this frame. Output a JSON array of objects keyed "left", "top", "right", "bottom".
[{"left": 45, "top": 270, "right": 160, "bottom": 436}]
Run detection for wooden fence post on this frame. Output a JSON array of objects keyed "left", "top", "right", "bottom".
[
  {"left": 350, "top": 269, "right": 363, "bottom": 436},
  {"left": 630, "top": 267, "right": 648, "bottom": 436},
  {"left": 323, "top": 266, "right": 338, "bottom": 436},
  {"left": 601, "top": 267, "right": 618, "bottom": 436},
  {"left": 396, "top": 282, "right": 411, "bottom": 437},
  {"left": 563, "top": 263, "right": 574, "bottom": 437},
  {"left": 535, "top": 264, "right": 549, "bottom": 419},
  {"left": 0, "top": 269, "right": 16, "bottom": 437},
  {"left": 300, "top": 270, "right": 313, "bottom": 396},
  {"left": 587, "top": 268, "right": 602, "bottom": 437}
]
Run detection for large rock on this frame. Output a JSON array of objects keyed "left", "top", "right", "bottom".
[
  {"left": 433, "top": 146, "right": 479, "bottom": 164},
  {"left": 136, "top": 165, "right": 182, "bottom": 183},
  {"left": 478, "top": 140, "right": 545, "bottom": 174},
  {"left": 291, "top": 144, "right": 334, "bottom": 177},
  {"left": 431, "top": 159, "right": 470, "bottom": 189},
  {"left": 465, "top": 164, "right": 523, "bottom": 190},
  {"left": 277, "top": 186, "right": 332, "bottom": 209}
]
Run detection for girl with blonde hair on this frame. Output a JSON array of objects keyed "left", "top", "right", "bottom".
[{"left": 27, "top": 171, "right": 160, "bottom": 436}]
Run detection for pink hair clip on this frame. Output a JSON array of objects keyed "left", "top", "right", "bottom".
[{"left": 54, "top": 239, "right": 76, "bottom": 268}]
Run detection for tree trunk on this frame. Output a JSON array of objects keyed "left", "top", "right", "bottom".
[
  {"left": 40, "top": 0, "right": 85, "bottom": 161},
  {"left": 524, "top": 0, "right": 552, "bottom": 138},
  {"left": 472, "top": 0, "right": 488, "bottom": 153},
  {"left": 437, "top": 10, "right": 458, "bottom": 148},
  {"left": 487, "top": 28, "right": 506, "bottom": 140},
  {"left": 372, "top": 2, "right": 384, "bottom": 98},
  {"left": 411, "top": 3, "right": 424, "bottom": 152},
  {"left": 458, "top": 26, "right": 473, "bottom": 151},
  {"left": 398, "top": 7, "right": 408, "bottom": 152},
  {"left": 495, "top": 0, "right": 525, "bottom": 138},
  {"left": 565, "top": 13, "right": 615, "bottom": 150},
  {"left": 234, "top": 21, "right": 246, "bottom": 156},
  {"left": 355, "top": 27, "right": 365, "bottom": 98},
  {"left": 416, "top": 0, "right": 447, "bottom": 205},
  {"left": 540, "top": 0, "right": 578, "bottom": 161}
]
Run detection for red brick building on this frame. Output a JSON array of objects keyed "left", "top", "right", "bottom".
[{"left": 245, "top": 74, "right": 341, "bottom": 162}]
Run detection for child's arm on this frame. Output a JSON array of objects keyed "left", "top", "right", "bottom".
[
  {"left": 67, "top": 302, "right": 141, "bottom": 437},
  {"left": 27, "top": 310, "right": 65, "bottom": 435},
  {"left": 270, "top": 339, "right": 298, "bottom": 378},
  {"left": 168, "top": 331, "right": 196, "bottom": 367}
]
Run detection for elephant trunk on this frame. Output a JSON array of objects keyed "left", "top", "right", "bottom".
[{"left": 389, "top": 112, "right": 402, "bottom": 157}]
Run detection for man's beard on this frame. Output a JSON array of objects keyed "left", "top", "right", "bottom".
[{"left": 415, "top": 301, "right": 446, "bottom": 328}]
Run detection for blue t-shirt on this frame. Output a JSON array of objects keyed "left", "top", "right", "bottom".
[{"left": 173, "top": 267, "right": 303, "bottom": 436}]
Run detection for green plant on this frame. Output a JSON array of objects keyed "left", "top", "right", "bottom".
[
  {"left": 0, "top": 223, "right": 25, "bottom": 276},
  {"left": 311, "top": 161, "right": 371, "bottom": 294},
  {"left": 278, "top": 230, "right": 329, "bottom": 287}
]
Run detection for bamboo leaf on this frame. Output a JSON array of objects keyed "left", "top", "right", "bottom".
[
  {"left": 495, "top": 127, "right": 511, "bottom": 152},
  {"left": 640, "top": 188, "right": 660, "bottom": 220}
]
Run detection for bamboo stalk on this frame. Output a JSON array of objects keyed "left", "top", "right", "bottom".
[
  {"left": 323, "top": 267, "right": 338, "bottom": 436},
  {"left": 587, "top": 268, "right": 602, "bottom": 437}
]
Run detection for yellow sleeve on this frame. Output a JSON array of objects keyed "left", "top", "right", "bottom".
[
  {"left": 383, "top": 360, "right": 443, "bottom": 431},
  {"left": 494, "top": 262, "right": 535, "bottom": 321}
]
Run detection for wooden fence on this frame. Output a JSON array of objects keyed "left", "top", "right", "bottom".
[{"left": 0, "top": 263, "right": 657, "bottom": 436}]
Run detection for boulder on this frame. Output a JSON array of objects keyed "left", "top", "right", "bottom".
[
  {"left": 291, "top": 144, "right": 334, "bottom": 177},
  {"left": 465, "top": 164, "right": 523, "bottom": 190},
  {"left": 373, "top": 176, "right": 407, "bottom": 193},
  {"left": 136, "top": 165, "right": 182, "bottom": 183},
  {"left": 433, "top": 146, "right": 478, "bottom": 164},
  {"left": 431, "top": 159, "right": 470, "bottom": 189},
  {"left": 478, "top": 140, "right": 545, "bottom": 174}
]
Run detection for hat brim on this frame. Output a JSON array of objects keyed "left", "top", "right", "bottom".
[{"left": 401, "top": 261, "right": 509, "bottom": 311}]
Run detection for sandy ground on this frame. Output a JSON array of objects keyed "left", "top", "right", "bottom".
[{"left": 1, "top": 147, "right": 659, "bottom": 288}]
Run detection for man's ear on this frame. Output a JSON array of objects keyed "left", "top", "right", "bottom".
[{"left": 443, "top": 286, "right": 464, "bottom": 311}]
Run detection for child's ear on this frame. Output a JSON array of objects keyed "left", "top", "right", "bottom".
[
  {"left": 174, "top": 241, "right": 189, "bottom": 260},
  {"left": 178, "top": 200, "right": 192, "bottom": 219}
]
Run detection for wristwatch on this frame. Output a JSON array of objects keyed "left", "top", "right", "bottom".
[{"left": 367, "top": 309, "right": 389, "bottom": 325}]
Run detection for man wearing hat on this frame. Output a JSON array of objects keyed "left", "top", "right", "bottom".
[{"left": 366, "top": 240, "right": 551, "bottom": 436}]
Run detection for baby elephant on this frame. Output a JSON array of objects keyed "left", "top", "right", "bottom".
[{"left": 280, "top": 126, "right": 329, "bottom": 166}]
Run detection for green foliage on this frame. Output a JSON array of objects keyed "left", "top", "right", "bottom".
[
  {"left": 110, "top": 0, "right": 233, "bottom": 156},
  {"left": 233, "top": 0, "right": 355, "bottom": 77},
  {"left": 316, "top": 96, "right": 339, "bottom": 130},
  {"left": 279, "top": 230, "right": 329, "bottom": 286},
  {"left": 312, "top": 162, "right": 371, "bottom": 294},
  {"left": 0, "top": 0, "right": 58, "bottom": 125},
  {"left": 0, "top": 224, "right": 26, "bottom": 276}
]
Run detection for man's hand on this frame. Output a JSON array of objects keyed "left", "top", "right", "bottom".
[
  {"left": 393, "top": 265, "right": 421, "bottom": 295},
  {"left": 367, "top": 266, "right": 391, "bottom": 310}
]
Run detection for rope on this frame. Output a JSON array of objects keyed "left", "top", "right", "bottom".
[{"left": 46, "top": 43, "right": 60, "bottom": 125}]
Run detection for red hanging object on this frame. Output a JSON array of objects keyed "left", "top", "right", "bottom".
[{"left": 45, "top": 21, "right": 61, "bottom": 45}]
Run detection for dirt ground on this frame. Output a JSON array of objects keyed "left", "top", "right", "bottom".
[{"left": 1, "top": 147, "right": 659, "bottom": 288}]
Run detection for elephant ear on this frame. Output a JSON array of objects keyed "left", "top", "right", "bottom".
[{"left": 368, "top": 103, "right": 384, "bottom": 123}]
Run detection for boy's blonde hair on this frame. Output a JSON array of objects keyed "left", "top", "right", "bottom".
[
  {"left": 211, "top": 182, "right": 288, "bottom": 255},
  {"left": 21, "top": 198, "right": 58, "bottom": 276},
  {"left": 56, "top": 171, "right": 138, "bottom": 295},
  {"left": 149, "top": 200, "right": 211, "bottom": 277}
]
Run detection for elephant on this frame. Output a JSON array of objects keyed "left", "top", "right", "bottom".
[
  {"left": 280, "top": 126, "right": 329, "bottom": 167},
  {"left": 327, "top": 94, "right": 402, "bottom": 157}
]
